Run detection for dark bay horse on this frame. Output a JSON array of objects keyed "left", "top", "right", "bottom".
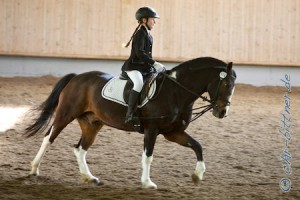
[{"left": 25, "top": 57, "right": 236, "bottom": 189}]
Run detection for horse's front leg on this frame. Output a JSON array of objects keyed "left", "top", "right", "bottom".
[
  {"left": 141, "top": 130, "right": 158, "bottom": 189},
  {"left": 163, "top": 131, "right": 206, "bottom": 184}
]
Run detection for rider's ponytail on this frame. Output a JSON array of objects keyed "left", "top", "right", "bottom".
[{"left": 123, "top": 23, "right": 142, "bottom": 48}]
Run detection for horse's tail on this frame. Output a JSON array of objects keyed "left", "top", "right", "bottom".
[{"left": 25, "top": 73, "right": 77, "bottom": 137}]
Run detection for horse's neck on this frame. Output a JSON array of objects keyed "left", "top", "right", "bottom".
[
  {"left": 169, "top": 70, "right": 209, "bottom": 104},
  {"left": 174, "top": 70, "right": 209, "bottom": 94}
]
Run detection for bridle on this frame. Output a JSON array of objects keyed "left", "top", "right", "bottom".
[
  {"left": 164, "top": 71, "right": 229, "bottom": 122},
  {"left": 139, "top": 70, "right": 231, "bottom": 122}
]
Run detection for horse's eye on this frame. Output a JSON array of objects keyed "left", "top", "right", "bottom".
[{"left": 224, "top": 82, "right": 233, "bottom": 90}]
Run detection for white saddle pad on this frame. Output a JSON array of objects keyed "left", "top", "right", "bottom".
[{"left": 101, "top": 77, "right": 156, "bottom": 108}]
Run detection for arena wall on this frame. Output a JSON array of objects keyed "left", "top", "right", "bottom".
[
  {"left": 0, "top": 0, "right": 299, "bottom": 66},
  {"left": 1, "top": 56, "right": 299, "bottom": 86}
]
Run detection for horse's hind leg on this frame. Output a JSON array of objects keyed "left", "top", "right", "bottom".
[
  {"left": 163, "top": 131, "right": 206, "bottom": 184},
  {"left": 30, "top": 126, "right": 54, "bottom": 175},
  {"left": 30, "top": 109, "right": 74, "bottom": 176},
  {"left": 74, "top": 113, "right": 103, "bottom": 185},
  {"left": 30, "top": 121, "right": 69, "bottom": 176}
]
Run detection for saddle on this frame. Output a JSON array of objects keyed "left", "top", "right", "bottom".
[{"left": 101, "top": 72, "right": 159, "bottom": 107}]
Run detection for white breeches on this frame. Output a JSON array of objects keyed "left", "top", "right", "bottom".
[{"left": 126, "top": 70, "right": 143, "bottom": 92}]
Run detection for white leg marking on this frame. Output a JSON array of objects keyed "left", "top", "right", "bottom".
[
  {"left": 194, "top": 161, "right": 206, "bottom": 181},
  {"left": 141, "top": 150, "right": 157, "bottom": 189},
  {"left": 30, "top": 126, "right": 53, "bottom": 176},
  {"left": 74, "top": 146, "right": 100, "bottom": 184}
]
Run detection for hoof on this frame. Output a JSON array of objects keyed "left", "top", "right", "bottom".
[
  {"left": 30, "top": 161, "right": 39, "bottom": 176},
  {"left": 142, "top": 180, "right": 157, "bottom": 189},
  {"left": 82, "top": 175, "right": 102, "bottom": 186},
  {"left": 192, "top": 173, "right": 201, "bottom": 185},
  {"left": 29, "top": 169, "right": 39, "bottom": 176},
  {"left": 192, "top": 171, "right": 205, "bottom": 185},
  {"left": 29, "top": 173, "right": 38, "bottom": 177},
  {"left": 28, "top": 173, "right": 39, "bottom": 179},
  {"left": 88, "top": 178, "right": 103, "bottom": 186}
]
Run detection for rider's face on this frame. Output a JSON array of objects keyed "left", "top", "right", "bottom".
[
  {"left": 142, "top": 18, "right": 156, "bottom": 30},
  {"left": 147, "top": 18, "right": 156, "bottom": 30}
]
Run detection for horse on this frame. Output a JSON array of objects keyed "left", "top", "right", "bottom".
[{"left": 24, "top": 57, "right": 236, "bottom": 189}]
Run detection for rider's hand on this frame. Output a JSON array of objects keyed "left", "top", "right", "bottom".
[{"left": 153, "top": 62, "right": 166, "bottom": 73}]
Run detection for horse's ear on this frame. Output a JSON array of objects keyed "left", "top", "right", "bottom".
[{"left": 227, "top": 62, "right": 233, "bottom": 72}]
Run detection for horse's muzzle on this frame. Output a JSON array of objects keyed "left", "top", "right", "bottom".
[{"left": 212, "top": 106, "right": 228, "bottom": 119}]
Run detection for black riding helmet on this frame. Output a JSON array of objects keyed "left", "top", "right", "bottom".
[
  {"left": 124, "top": 7, "right": 160, "bottom": 48},
  {"left": 135, "top": 7, "right": 160, "bottom": 21}
]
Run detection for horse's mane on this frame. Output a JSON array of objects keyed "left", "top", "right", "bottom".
[{"left": 172, "top": 57, "right": 227, "bottom": 71}]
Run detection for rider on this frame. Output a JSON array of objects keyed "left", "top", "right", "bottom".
[{"left": 122, "top": 6, "right": 165, "bottom": 123}]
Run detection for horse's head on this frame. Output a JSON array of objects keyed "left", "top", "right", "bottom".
[{"left": 207, "top": 62, "right": 236, "bottom": 118}]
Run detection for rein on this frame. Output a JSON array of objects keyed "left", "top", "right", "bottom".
[
  {"left": 164, "top": 74, "right": 212, "bottom": 103},
  {"left": 189, "top": 104, "right": 214, "bottom": 122},
  {"left": 163, "top": 73, "right": 217, "bottom": 122}
]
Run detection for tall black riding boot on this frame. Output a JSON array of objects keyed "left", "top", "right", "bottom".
[{"left": 125, "top": 90, "right": 140, "bottom": 123}]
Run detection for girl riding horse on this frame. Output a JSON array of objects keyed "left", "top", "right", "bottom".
[{"left": 122, "top": 7, "right": 165, "bottom": 123}]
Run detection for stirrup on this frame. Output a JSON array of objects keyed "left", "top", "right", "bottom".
[
  {"left": 133, "top": 124, "right": 141, "bottom": 132},
  {"left": 133, "top": 118, "right": 141, "bottom": 132}
]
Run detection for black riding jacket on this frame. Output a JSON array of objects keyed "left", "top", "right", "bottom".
[{"left": 122, "top": 25, "right": 155, "bottom": 74}]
